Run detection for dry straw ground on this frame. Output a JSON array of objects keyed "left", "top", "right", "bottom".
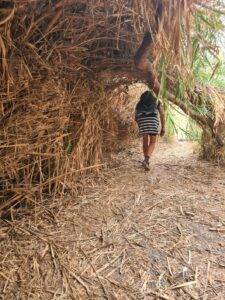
[
  {"left": 1, "top": 141, "right": 225, "bottom": 299},
  {"left": 1, "top": 0, "right": 225, "bottom": 211}
]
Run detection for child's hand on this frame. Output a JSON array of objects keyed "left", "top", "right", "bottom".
[{"left": 160, "top": 128, "right": 165, "bottom": 137}]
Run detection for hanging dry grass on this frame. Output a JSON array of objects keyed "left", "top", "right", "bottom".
[{"left": 0, "top": 0, "right": 139, "bottom": 211}]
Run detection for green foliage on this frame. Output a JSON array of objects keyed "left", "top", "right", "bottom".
[
  {"left": 165, "top": 104, "right": 202, "bottom": 142},
  {"left": 161, "top": 7, "right": 225, "bottom": 142},
  {"left": 192, "top": 10, "right": 225, "bottom": 88}
]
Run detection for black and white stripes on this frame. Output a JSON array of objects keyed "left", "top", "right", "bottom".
[{"left": 136, "top": 114, "right": 159, "bottom": 135}]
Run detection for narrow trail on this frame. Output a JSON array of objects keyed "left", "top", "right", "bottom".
[{"left": 1, "top": 141, "right": 225, "bottom": 299}]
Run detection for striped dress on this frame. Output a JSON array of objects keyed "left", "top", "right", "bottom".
[{"left": 136, "top": 102, "right": 161, "bottom": 136}]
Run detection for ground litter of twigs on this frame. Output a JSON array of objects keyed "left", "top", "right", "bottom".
[{"left": 1, "top": 141, "right": 225, "bottom": 300}]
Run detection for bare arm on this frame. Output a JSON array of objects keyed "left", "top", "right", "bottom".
[{"left": 158, "top": 104, "right": 165, "bottom": 137}]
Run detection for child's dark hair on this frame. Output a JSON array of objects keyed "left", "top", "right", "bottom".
[{"left": 140, "top": 90, "right": 156, "bottom": 105}]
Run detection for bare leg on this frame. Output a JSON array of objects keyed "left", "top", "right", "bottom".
[
  {"left": 143, "top": 134, "right": 149, "bottom": 158},
  {"left": 147, "top": 135, "right": 157, "bottom": 158}
]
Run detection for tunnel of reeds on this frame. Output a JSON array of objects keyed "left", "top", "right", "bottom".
[{"left": 0, "top": 0, "right": 225, "bottom": 212}]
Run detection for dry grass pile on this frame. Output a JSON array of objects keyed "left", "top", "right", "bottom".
[
  {"left": 0, "top": 0, "right": 225, "bottom": 211},
  {"left": 0, "top": 0, "right": 141, "bottom": 211}
]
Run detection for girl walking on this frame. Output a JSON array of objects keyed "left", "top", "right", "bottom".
[{"left": 135, "top": 90, "right": 165, "bottom": 170}]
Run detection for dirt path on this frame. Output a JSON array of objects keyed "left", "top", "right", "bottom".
[{"left": 1, "top": 141, "right": 225, "bottom": 299}]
